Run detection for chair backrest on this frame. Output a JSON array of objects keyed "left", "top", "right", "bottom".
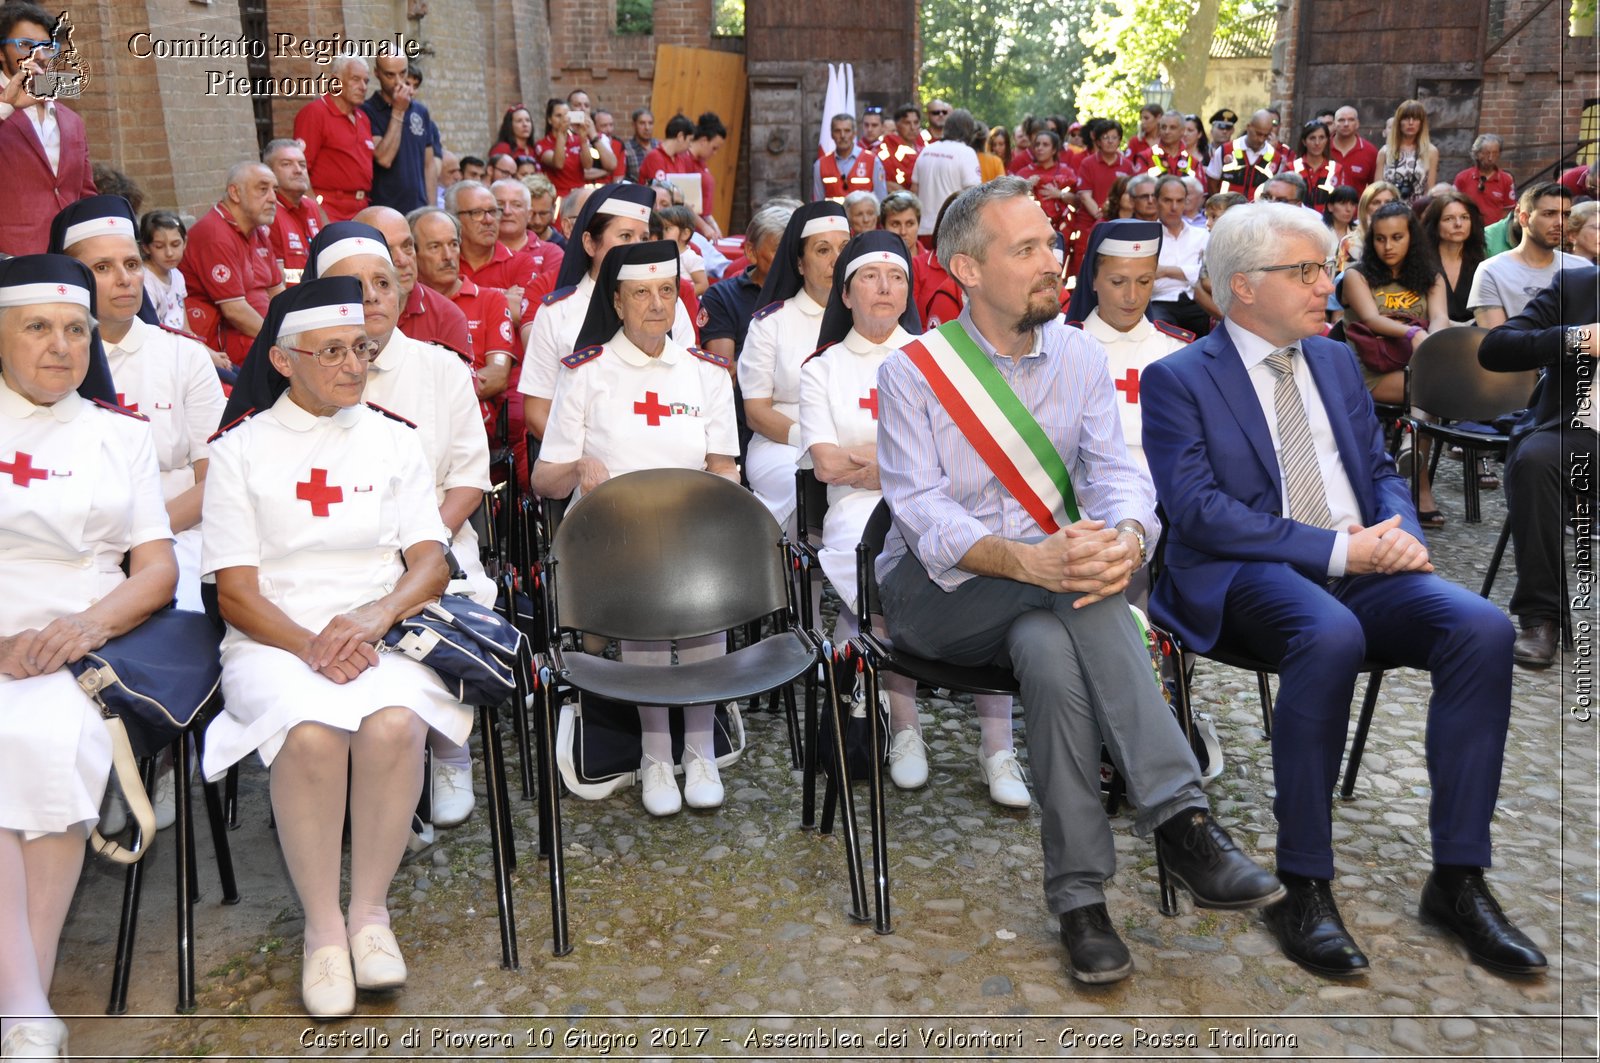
[
  {"left": 1408, "top": 325, "right": 1539, "bottom": 422},
  {"left": 855, "top": 499, "right": 894, "bottom": 617},
  {"left": 549, "top": 468, "right": 789, "bottom": 642}
]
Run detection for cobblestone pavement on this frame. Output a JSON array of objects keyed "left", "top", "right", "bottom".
[{"left": 48, "top": 456, "right": 1600, "bottom": 1061}]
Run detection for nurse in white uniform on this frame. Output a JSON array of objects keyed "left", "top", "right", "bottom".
[
  {"left": 235, "top": 222, "right": 492, "bottom": 828},
  {"left": 200, "top": 277, "right": 469, "bottom": 1020},
  {"left": 799, "top": 233, "right": 1028, "bottom": 808},
  {"left": 738, "top": 201, "right": 850, "bottom": 531},
  {"left": 518, "top": 184, "right": 695, "bottom": 441},
  {"left": 52, "top": 195, "right": 226, "bottom": 613},
  {"left": 533, "top": 241, "right": 740, "bottom": 818},
  {"left": 0, "top": 256, "right": 178, "bottom": 1060}
]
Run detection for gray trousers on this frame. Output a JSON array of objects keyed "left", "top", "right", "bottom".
[{"left": 880, "top": 552, "right": 1206, "bottom": 913}]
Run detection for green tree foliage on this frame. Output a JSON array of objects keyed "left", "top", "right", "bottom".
[
  {"left": 919, "top": 0, "right": 1100, "bottom": 129},
  {"left": 1074, "top": 0, "right": 1273, "bottom": 126}
]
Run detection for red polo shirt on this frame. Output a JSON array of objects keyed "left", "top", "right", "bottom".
[
  {"left": 638, "top": 145, "right": 695, "bottom": 185},
  {"left": 180, "top": 204, "right": 283, "bottom": 365},
  {"left": 1453, "top": 167, "right": 1517, "bottom": 225},
  {"left": 451, "top": 278, "right": 528, "bottom": 486},
  {"left": 294, "top": 94, "right": 375, "bottom": 208},
  {"left": 535, "top": 133, "right": 587, "bottom": 197},
  {"left": 1329, "top": 136, "right": 1379, "bottom": 194},
  {"left": 515, "top": 234, "right": 564, "bottom": 285},
  {"left": 1075, "top": 151, "right": 1139, "bottom": 210},
  {"left": 267, "top": 192, "right": 326, "bottom": 286},
  {"left": 399, "top": 281, "right": 473, "bottom": 361},
  {"left": 913, "top": 247, "right": 962, "bottom": 328},
  {"left": 1016, "top": 159, "right": 1079, "bottom": 232},
  {"left": 460, "top": 241, "right": 538, "bottom": 293}
]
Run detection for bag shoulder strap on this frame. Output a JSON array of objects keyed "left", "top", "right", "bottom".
[{"left": 89, "top": 717, "right": 157, "bottom": 864}]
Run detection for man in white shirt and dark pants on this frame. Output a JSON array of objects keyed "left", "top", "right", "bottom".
[
  {"left": 1148, "top": 175, "right": 1216, "bottom": 337},
  {"left": 909, "top": 109, "right": 982, "bottom": 248}
]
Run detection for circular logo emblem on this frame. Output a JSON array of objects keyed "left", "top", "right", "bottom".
[
  {"left": 211, "top": 263, "right": 231, "bottom": 284},
  {"left": 696, "top": 307, "right": 709, "bottom": 328},
  {"left": 408, "top": 112, "right": 424, "bottom": 137},
  {"left": 499, "top": 319, "right": 513, "bottom": 341}
]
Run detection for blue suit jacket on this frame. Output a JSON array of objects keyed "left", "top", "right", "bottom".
[{"left": 1141, "top": 326, "right": 1422, "bottom": 651}]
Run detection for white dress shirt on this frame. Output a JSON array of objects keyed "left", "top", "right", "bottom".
[{"left": 1152, "top": 222, "right": 1208, "bottom": 303}]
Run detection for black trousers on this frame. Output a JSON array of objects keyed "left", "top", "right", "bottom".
[
  {"left": 1149, "top": 295, "right": 1211, "bottom": 338},
  {"left": 1504, "top": 425, "right": 1593, "bottom": 625}
]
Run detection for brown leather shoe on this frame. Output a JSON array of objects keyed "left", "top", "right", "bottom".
[{"left": 1512, "top": 621, "right": 1557, "bottom": 669}]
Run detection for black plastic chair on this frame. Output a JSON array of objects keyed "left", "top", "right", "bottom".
[
  {"left": 1406, "top": 327, "right": 1538, "bottom": 524},
  {"left": 1481, "top": 515, "right": 1575, "bottom": 650},
  {"left": 533, "top": 469, "right": 830, "bottom": 955}
]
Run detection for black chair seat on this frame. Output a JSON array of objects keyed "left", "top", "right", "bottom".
[
  {"left": 875, "top": 646, "right": 1020, "bottom": 697},
  {"left": 556, "top": 630, "right": 816, "bottom": 707}
]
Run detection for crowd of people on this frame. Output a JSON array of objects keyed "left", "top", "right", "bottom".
[{"left": 0, "top": 0, "right": 1594, "bottom": 1053}]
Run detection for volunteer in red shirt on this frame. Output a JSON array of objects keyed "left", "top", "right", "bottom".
[
  {"left": 1290, "top": 120, "right": 1342, "bottom": 211},
  {"left": 638, "top": 113, "right": 695, "bottom": 186},
  {"left": 1452, "top": 134, "right": 1517, "bottom": 225},
  {"left": 1144, "top": 113, "right": 1201, "bottom": 179},
  {"left": 293, "top": 56, "right": 376, "bottom": 221},
  {"left": 179, "top": 161, "right": 285, "bottom": 365},
  {"left": 412, "top": 206, "right": 529, "bottom": 485},
  {"left": 858, "top": 106, "right": 886, "bottom": 155},
  {"left": 355, "top": 204, "right": 472, "bottom": 361},
  {"left": 683, "top": 112, "right": 728, "bottom": 240},
  {"left": 263, "top": 138, "right": 326, "bottom": 285},
  {"left": 493, "top": 177, "right": 563, "bottom": 286},
  {"left": 450, "top": 180, "right": 547, "bottom": 329},
  {"left": 881, "top": 191, "right": 960, "bottom": 327},
  {"left": 590, "top": 110, "right": 628, "bottom": 184},
  {"left": 878, "top": 105, "right": 923, "bottom": 190},
  {"left": 1328, "top": 105, "right": 1380, "bottom": 196},
  {"left": 814, "top": 113, "right": 887, "bottom": 202},
  {"left": 536, "top": 99, "right": 616, "bottom": 199},
  {"left": 1126, "top": 103, "right": 1162, "bottom": 161},
  {"left": 1075, "top": 119, "right": 1140, "bottom": 224},
  {"left": 1016, "top": 130, "right": 1078, "bottom": 235}
]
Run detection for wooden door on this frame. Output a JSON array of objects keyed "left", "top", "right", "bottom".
[{"left": 650, "top": 44, "right": 746, "bottom": 231}]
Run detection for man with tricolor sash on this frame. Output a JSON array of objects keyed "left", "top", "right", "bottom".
[{"left": 874, "top": 178, "right": 1284, "bottom": 985}]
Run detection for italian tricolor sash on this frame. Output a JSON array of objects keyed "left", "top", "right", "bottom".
[{"left": 901, "top": 321, "right": 1080, "bottom": 535}]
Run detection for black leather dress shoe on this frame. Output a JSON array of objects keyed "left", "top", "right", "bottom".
[
  {"left": 1262, "top": 875, "right": 1370, "bottom": 978},
  {"left": 1512, "top": 621, "right": 1558, "bottom": 669},
  {"left": 1059, "top": 903, "right": 1134, "bottom": 984},
  {"left": 1420, "top": 867, "right": 1547, "bottom": 976},
  {"left": 1155, "top": 808, "right": 1286, "bottom": 909}
]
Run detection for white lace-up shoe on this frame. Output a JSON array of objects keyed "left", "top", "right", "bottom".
[
  {"left": 888, "top": 728, "right": 928, "bottom": 789},
  {"left": 980, "top": 748, "right": 1031, "bottom": 808}
]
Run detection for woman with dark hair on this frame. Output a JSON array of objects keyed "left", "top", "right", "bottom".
[
  {"left": 1420, "top": 190, "right": 1487, "bottom": 325},
  {"left": 1324, "top": 185, "right": 1360, "bottom": 251},
  {"left": 1015, "top": 129, "right": 1078, "bottom": 235},
  {"left": 1292, "top": 120, "right": 1342, "bottom": 211},
  {"left": 536, "top": 98, "right": 616, "bottom": 199},
  {"left": 987, "top": 125, "right": 1015, "bottom": 174},
  {"left": 1376, "top": 99, "right": 1438, "bottom": 203},
  {"left": 532, "top": 240, "right": 738, "bottom": 816},
  {"left": 1340, "top": 201, "right": 1451, "bottom": 522},
  {"left": 738, "top": 201, "right": 851, "bottom": 530},
  {"left": 518, "top": 184, "right": 695, "bottom": 440},
  {"left": 1103, "top": 173, "right": 1136, "bottom": 221},
  {"left": 1182, "top": 114, "right": 1211, "bottom": 169},
  {"left": 489, "top": 104, "right": 536, "bottom": 159}
]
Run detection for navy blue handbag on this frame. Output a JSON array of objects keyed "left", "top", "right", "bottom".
[
  {"left": 69, "top": 606, "right": 222, "bottom": 758},
  {"left": 381, "top": 594, "right": 524, "bottom": 706}
]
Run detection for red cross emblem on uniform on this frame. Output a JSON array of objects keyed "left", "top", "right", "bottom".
[
  {"left": 634, "top": 391, "right": 672, "bottom": 426},
  {"left": 859, "top": 388, "right": 879, "bottom": 420},
  {"left": 115, "top": 392, "right": 139, "bottom": 412},
  {"left": 1130, "top": 243, "right": 1143, "bottom": 252},
  {"left": 56, "top": 285, "right": 66, "bottom": 295},
  {"left": 295, "top": 467, "right": 344, "bottom": 516},
  {"left": 0, "top": 451, "right": 48, "bottom": 487},
  {"left": 339, "top": 306, "right": 350, "bottom": 316},
  {"left": 647, "top": 263, "right": 659, "bottom": 273},
  {"left": 1115, "top": 368, "right": 1140, "bottom": 404}
]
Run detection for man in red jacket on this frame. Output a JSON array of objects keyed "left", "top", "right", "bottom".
[{"left": 0, "top": 4, "right": 95, "bottom": 255}]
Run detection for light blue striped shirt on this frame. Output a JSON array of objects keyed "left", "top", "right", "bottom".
[{"left": 876, "top": 308, "right": 1159, "bottom": 590}]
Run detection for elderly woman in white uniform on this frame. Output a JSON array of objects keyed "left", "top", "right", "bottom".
[
  {"left": 799, "top": 233, "right": 1028, "bottom": 808},
  {"left": 201, "top": 277, "right": 469, "bottom": 1020},
  {"left": 533, "top": 241, "right": 739, "bottom": 817},
  {"left": 0, "top": 256, "right": 177, "bottom": 1060},
  {"left": 738, "top": 201, "right": 851, "bottom": 532},
  {"left": 51, "top": 196, "right": 226, "bottom": 614},
  {"left": 518, "top": 183, "right": 695, "bottom": 441},
  {"left": 223, "top": 222, "right": 493, "bottom": 829}
]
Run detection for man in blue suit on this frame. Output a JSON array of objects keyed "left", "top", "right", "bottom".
[{"left": 1142, "top": 203, "right": 1545, "bottom": 979}]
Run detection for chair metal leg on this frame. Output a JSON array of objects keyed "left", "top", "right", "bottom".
[
  {"left": 801, "top": 663, "right": 819, "bottom": 830},
  {"left": 1481, "top": 517, "right": 1513, "bottom": 598},
  {"left": 1155, "top": 840, "right": 1178, "bottom": 916},
  {"left": 1462, "top": 446, "right": 1481, "bottom": 523},
  {"left": 107, "top": 757, "right": 158, "bottom": 1015},
  {"left": 781, "top": 680, "right": 802, "bottom": 771},
  {"left": 223, "top": 763, "right": 239, "bottom": 829},
  {"left": 175, "top": 737, "right": 197, "bottom": 1012},
  {"left": 1339, "top": 671, "right": 1385, "bottom": 799},
  {"left": 1256, "top": 671, "right": 1274, "bottom": 738},
  {"left": 532, "top": 667, "right": 552, "bottom": 860},
  {"left": 479, "top": 704, "right": 519, "bottom": 970},
  {"left": 821, "top": 644, "right": 870, "bottom": 924},
  {"left": 505, "top": 581, "right": 536, "bottom": 801},
  {"left": 191, "top": 722, "right": 240, "bottom": 905},
  {"left": 538, "top": 666, "right": 571, "bottom": 956},
  {"left": 859, "top": 648, "right": 891, "bottom": 935}
]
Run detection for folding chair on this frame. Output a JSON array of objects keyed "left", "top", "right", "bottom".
[{"left": 533, "top": 469, "right": 830, "bottom": 956}]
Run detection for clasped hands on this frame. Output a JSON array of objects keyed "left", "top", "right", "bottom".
[
  {"left": 0, "top": 614, "right": 111, "bottom": 679},
  {"left": 1345, "top": 513, "right": 1432, "bottom": 576},
  {"left": 1021, "top": 519, "right": 1140, "bottom": 608},
  {"left": 299, "top": 602, "right": 396, "bottom": 684},
  {"left": 831, "top": 447, "right": 880, "bottom": 491}
]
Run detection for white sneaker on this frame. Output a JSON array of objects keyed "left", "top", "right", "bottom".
[
  {"left": 681, "top": 747, "right": 724, "bottom": 809},
  {"left": 887, "top": 729, "right": 928, "bottom": 789},
  {"left": 430, "top": 760, "right": 474, "bottom": 827},
  {"left": 980, "top": 748, "right": 1031, "bottom": 808},
  {"left": 640, "top": 757, "right": 681, "bottom": 816},
  {"left": 98, "top": 792, "right": 126, "bottom": 836},
  {"left": 1, "top": 1017, "right": 67, "bottom": 1059},
  {"left": 152, "top": 767, "right": 176, "bottom": 831}
]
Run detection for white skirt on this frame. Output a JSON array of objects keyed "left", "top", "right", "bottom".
[
  {"left": 201, "top": 643, "right": 472, "bottom": 781},
  {"left": 817, "top": 490, "right": 881, "bottom": 615},
  {"left": 0, "top": 670, "right": 112, "bottom": 838},
  {"left": 746, "top": 434, "right": 800, "bottom": 529}
]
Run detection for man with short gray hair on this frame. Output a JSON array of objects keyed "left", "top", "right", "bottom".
[
  {"left": 293, "top": 56, "right": 377, "bottom": 221},
  {"left": 1143, "top": 202, "right": 1543, "bottom": 980},
  {"left": 1453, "top": 132, "right": 1516, "bottom": 224},
  {"left": 263, "top": 138, "right": 325, "bottom": 285},
  {"left": 875, "top": 177, "right": 1283, "bottom": 986}
]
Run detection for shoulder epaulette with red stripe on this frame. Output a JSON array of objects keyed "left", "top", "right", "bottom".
[
  {"left": 751, "top": 300, "right": 784, "bottom": 322},
  {"left": 1063, "top": 319, "right": 1084, "bottom": 330},
  {"left": 689, "top": 345, "right": 730, "bottom": 369},
  {"left": 207, "top": 407, "right": 257, "bottom": 442},
  {"left": 158, "top": 322, "right": 206, "bottom": 344},
  {"left": 366, "top": 401, "right": 417, "bottom": 428},
  {"left": 802, "top": 342, "right": 837, "bottom": 366},
  {"left": 562, "top": 345, "right": 604, "bottom": 369},
  {"left": 541, "top": 285, "right": 577, "bottom": 306},
  {"left": 92, "top": 397, "right": 148, "bottom": 421},
  {"left": 1152, "top": 320, "right": 1196, "bottom": 343}
]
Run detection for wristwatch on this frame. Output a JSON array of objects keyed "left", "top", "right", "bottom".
[
  {"left": 1567, "top": 326, "right": 1591, "bottom": 358},
  {"left": 1117, "top": 522, "right": 1147, "bottom": 562}
]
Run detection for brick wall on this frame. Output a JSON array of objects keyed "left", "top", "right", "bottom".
[
  {"left": 1479, "top": 0, "right": 1598, "bottom": 182},
  {"left": 545, "top": 0, "right": 738, "bottom": 120}
]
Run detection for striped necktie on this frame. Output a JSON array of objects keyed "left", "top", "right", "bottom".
[{"left": 1264, "top": 347, "right": 1333, "bottom": 529}]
